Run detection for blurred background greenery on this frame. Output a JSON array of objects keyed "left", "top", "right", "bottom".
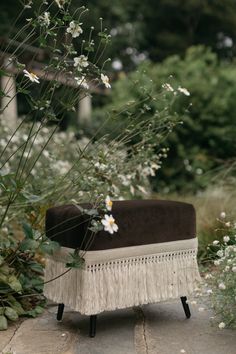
[{"left": 1, "top": 0, "right": 236, "bottom": 254}]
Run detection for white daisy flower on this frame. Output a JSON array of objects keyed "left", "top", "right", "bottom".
[
  {"left": 75, "top": 76, "right": 89, "bottom": 89},
  {"left": 214, "top": 260, "right": 221, "bottom": 266},
  {"left": 55, "top": 0, "right": 66, "bottom": 8},
  {"left": 162, "top": 83, "right": 174, "bottom": 92},
  {"left": 220, "top": 211, "right": 226, "bottom": 219},
  {"left": 23, "top": 69, "right": 40, "bottom": 83},
  {"left": 218, "top": 322, "right": 225, "bottom": 329},
  {"left": 223, "top": 235, "right": 230, "bottom": 243},
  {"left": 205, "top": 274, "right": 213, "bottom": 279},
  {"left": 232, "top": 266, "right": 236, "bottom": 272},
  {"left": 67, "top": 21, "right": 83, "bottom": 38},
  {"left": 216, "top": 250, "right": 224, "bottom": 258},
  {"left": 218, "top": 282, "right": 226, "bottom": 290},
  {"left": 101, "top": 73, "right": 111, "bottom": 89},
  {"left": 178, "top": 86, "right": 190, "bottom": 96},
  {"left": 212, "top": 240, "right": 219, "bottom": 245},
  {"left": 39, "top": 12, "right": 50, "bottom": 27},
  {"left": 101, "top": 214, "right": 118, "bottom": 234},
  {"left": 74, "top": 55, "right": 89, "bottom": 69},
  {"left": 105, "top": 196, "right": 113, "bottom": 211}
]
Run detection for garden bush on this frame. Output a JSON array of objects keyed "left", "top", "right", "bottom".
[
  {"left": 91, "top": 45, "right": 236, "bottom": 193},
  {"left": 204, "top": 212, "right": 236, "bottom": 329}
]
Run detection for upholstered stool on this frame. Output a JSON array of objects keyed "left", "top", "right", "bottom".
[{"left": 44, "top": 200, "right": 201, "bottom": 337}]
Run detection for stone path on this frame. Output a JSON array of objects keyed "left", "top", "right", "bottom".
[{"left": 0, "top": 300, "right": 235, "bottom": 354}]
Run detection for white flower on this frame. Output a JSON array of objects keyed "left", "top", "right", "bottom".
[
  {"left": 220, "top": 212, "right": 226, "bottom": 219},
  {"left": 216, "top": 250, "right": 224, "bottom": 258},
  {"left": 55, "top": 0, "right": 66, "bottom": 8},
  {"left": 205, "top": 274, "right": 213, "bottom": 279},
  {"left": 23, "top": 69, "right": 40, "bottom": 83},
  {"left": 42, "top": 150, "right": 50, "bottom": 158},
  {"left": 101, "top": 73, "right": 111, "bottom": 89},
  {"left": 218, "top": 283, "right": 226, "bottom": 290},
  {"left": 225, "top": 221, "right": 231, "bottom": 227},
  {"left": 67, "top": 21, "right": 83, "bottom": 38},
  {"left": 218, "top": 322, "right": 226, "bottom": 329},
  {"left": 213, "top": 240, "right": 219, "bottom": 245},
  {"left": 207, "top": 289, "right": 213, "bottom": 295},
  {"left": 101, "top": 214, "right": 118, "bottom": 234},
  {"left": 39, "top": 12, "right": 50, "bottom": 27},
  {"left": 214, "top": 260, "right": 220, "bottom": 266},
  {"left": 75, "top": 76, "right": 89, "bottom": 89},
  {"left": 180, "top": 350, "right": 186, "bottom": 353},
  {"left": 162, "top": 83, "right": 174, "bottom": 92},
  {"left": 105, "top": 196, "right": 113, "bottom": 211},
  {"left": 223, "top": 235, "right": 230, "bottom": 243},
  {"left": 74, "top": 55, "right": 89, "bottom": 69},
  {"left": 94, "top": 162, "right": 106, "bottom": 171},
  {"left": 178, "top": 86, "right": 190, "bottom": 96},
  {"left": 224, "top": 266, "right": 230, "bottom": 272},
  {"left": 232, "top": 266, "right": 236, "bottom": 272},
  {"left": 53, "top": 160, "right": 71, "bottom": 175},
  {"left": 2, "top": 227, "right": 8, "bottom": 234}
]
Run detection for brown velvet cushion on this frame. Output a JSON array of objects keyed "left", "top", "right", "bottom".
[{"left": 46, "top": 200, "right": 196, "bottom": 251}]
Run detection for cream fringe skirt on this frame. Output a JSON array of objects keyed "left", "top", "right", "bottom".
[{"left": 44, "top": 238, "right": 201, "bottom": 315}]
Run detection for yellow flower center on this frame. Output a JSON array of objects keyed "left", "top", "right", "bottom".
[
  {"left": 109, "top": 219, "right": 114, "bottom": 225},
  {"left": 107, "top": 200, "right": 113, "bottom": 207}
]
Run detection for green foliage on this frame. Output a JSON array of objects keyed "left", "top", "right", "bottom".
[
  {"left": 93, "top": 46, "right": 236, "bottom": 193},
  {"left": 0, "top": 221, "right": 58, "bottom": 330},
  {"left": 67, "top": 0, "right": 236, "bottom": 63},
  {"left": 66, "top": 251, "right": 85, "bottom": 269},
  {"left": 204, "top": 215, "right": 236, "bottom": 329}
]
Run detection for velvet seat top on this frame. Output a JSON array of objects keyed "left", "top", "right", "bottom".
[{"left": 45, "top": 199, "right": 196, "bottom": 251}]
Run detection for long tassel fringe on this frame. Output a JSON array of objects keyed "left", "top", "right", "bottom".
[{"left": 44, "top": 248, "right": 201, "bottom": 315}]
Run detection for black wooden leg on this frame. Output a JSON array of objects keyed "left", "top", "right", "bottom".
[
  {"left": 89, "top": 315, "right": 97, "bottom": 338},
  {"left": 180, "top": 296, "right": 191, "bottom": 318},
  {"left": 57, "top": 303, "right": 65, "bottom": 321}
]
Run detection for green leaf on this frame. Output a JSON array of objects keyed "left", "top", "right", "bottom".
[
  {"left": 7, "top": 295, "right": 25, "bottom": 316},
  {"left": 20, "top": 239, "right": 39, "bottom": 252},
  {"left": 0, "top": 282, "right": 10, "bottom": 294},
  {"left": 39, "top": 240, "right": 60, "bottom": 255},
  {"left": 8, "top": 275, "right": 22, "bottom": 292},
  {"left": 25, "top": 305, "right": 44, "bottom": 318},
  {"left": 0, "top": 307, "right": 4, "bottom": 315},
  {"left": 22, "top": 222, "right": 34, "bottom": 239},
  {"left": 0, "top": 69, "right": 10, "bottom": 77},
  {"left": 86, "top": 209, "right": 99, "bottom": 216},
  {"left": 4, "top": 307, "right": 18, "bottom": 321},
  {"left": 0, "top": 315, "right": 8, "bottom": 330},
  {"left": 66, "top": 252, "right": 85, "bottom": 269},
  {"left": 21, "top": 191, "right": 44, "bottom": 203},
  {"left": 0, "top": 264, "right": 11, "bottom": 275},
  {"left": 28, "top": 261, "right": 44, "bottom": 275}
]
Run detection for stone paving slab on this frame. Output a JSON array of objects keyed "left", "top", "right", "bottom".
[{"left": 0, "top": 300, "right": 236, "bottom": 354}]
